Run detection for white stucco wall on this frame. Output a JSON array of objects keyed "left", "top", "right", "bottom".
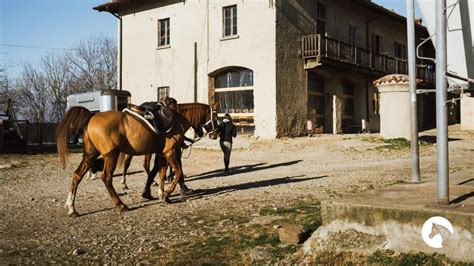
[
  {"left": 376, "top": 81, "right": 411, "bottom": 140},
  {"left": 121, "top": 0, "right": 277, "bottom": 139}
]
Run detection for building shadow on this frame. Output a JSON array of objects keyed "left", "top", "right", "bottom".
[
  {"left": 174, "top": 174, "right": 327, "bottom": 202},
  {"left": 187, "top": 160, "right": 303, "bottom": 182}
]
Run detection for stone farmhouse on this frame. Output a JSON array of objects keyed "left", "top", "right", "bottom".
[{"left": 94, "top": 0, "right": 455, "bottom": 139}]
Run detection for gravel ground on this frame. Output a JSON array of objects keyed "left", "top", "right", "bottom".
[{"left": 0, "top": 125, "right": 473, "bottom": 264}]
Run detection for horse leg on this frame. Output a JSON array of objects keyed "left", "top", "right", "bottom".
[
  {"left": 144, "top": 154, "right": 152, "bottom": 176},
  {"left": 144, "top": 154, "right": 159, "bottom": 187},
  {"left": 176, "top": 147, "right": 192, "bottom": 196},
  {"left": 101, "top": 151, "right": 128, "bottom": 212},
  {"left": 156, "top": 156, "right": 168, "bottom": 201},
  {"left": 121, "top": 154, "right": 133, "bottom": 190},
  {"left": 162, "top": 152, "right": 182, "bottom": 203},
  {"left": 65, "top": 154, "right": 97, "bottom": 217},
  {"left": 141, "top": 154, "right": 160, "bottom": 200}
]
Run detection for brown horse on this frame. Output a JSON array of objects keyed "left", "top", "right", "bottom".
[
  {"left": 57, "top": 105, "right": 190, "bottom": 217},
  {"left": 121, "top": 102, "right": 219, "bottom": 191}
]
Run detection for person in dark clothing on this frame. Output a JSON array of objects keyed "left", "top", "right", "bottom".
[{"left": 217, "top": 113, "right": 237, "bottom": 174}]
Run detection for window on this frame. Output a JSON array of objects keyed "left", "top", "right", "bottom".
[
  {"left": 348, "top": 25, "right": 357, "bottom": 46},
  {"left": 214, "top": 67, "right": 254, "bottom": 114},
  {"left": 394, "top": 42, "right": 407, "bottom": 59},
  {"left": 223, "top": 5, "right": 237, "bottom": 37},
  {"left": 316, "top": 3, "right": 326, "bottom": 35},
  {"left": 317, "top": 3, "right": 326, "bottom": 19},
  {"left": 158, "top": 18, "right": 170, "bottom": 47},
  {"left": 157, "top": 86, "right": 169, "bottom": 101},
  {"left": 371, "top": 34, "right": 382, "bottom": 54}
]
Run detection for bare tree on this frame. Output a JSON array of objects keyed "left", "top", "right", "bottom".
[
  {"left": 68, "top": 35, "right": 117, "bottom": 92},
  {"left": 0, "top": 64, "right": 12, "bottom": 100},
  {"left": 15, "top": 63, "right": 50, "bottom": 123},
  {"left": 41, "top": 52, "right": 71, "bottom": 122}
]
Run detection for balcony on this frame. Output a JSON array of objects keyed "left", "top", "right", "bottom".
[{"left": 302, "top": 34, "right": 435, "bottom": 85}]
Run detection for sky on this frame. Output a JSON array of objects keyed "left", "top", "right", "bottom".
[{"left": 0, "top": 0, "right": 416, "bottom": 79}]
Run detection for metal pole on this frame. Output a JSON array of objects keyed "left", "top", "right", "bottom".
[
  {"left": 194, "top": 42, "right": 198, "bottom": 103},
  {"left": 406, "top": 0, "right": 420, "bottom": 182},
  {"left": 436, "top": 0, "right": 449, "bottom": 205}
]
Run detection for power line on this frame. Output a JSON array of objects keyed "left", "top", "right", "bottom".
[{"left": 0, "top": 43, "right": 77, "bottom": 51}]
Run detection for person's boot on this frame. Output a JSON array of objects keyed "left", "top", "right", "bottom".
[{"left": 224, "top": 159, "right": 230, "bottom": 175}]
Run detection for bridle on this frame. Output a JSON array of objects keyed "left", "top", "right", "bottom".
[
  {"left": 181, "top": 105, "right": 218, "bottom": 159},
  {"left": 200, "top": 105, "right": 218, "bottom": 135}
]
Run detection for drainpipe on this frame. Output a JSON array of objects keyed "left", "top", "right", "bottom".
[
  {"left": 194, "top": 42, "right": 198, "bottom": 102},
  {"left": 107, "top": 8, "right": 123, "bottom": 91}
]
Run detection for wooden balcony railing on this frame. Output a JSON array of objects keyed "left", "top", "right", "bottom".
[{"left": 302, "top": 34, "right": 435, "bottom": 84}]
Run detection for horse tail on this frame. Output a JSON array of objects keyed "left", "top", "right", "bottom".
[{"left": 56, "top": 107, "right": 93, "bottom": 169}]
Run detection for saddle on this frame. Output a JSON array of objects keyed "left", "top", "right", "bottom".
[{"left": 127, "top": 101, "right": 174, "bottom": 134}]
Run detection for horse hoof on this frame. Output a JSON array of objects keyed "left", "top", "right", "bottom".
[
  {"left": 142, "top": 191, "right": 154, "bottom": 200},
  {"left": 120, "top": 205, "right": 130, "bottom": 212},
  {"left": 68, "top": 211, "right": 79, "bottom": 218},
  {"left": 162, "top": 191, "right": 171, "bottom": 203}
]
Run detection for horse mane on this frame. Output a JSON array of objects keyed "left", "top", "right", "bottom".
[{"left": 176, "top": 103, "right": 210, "bottom": 129}]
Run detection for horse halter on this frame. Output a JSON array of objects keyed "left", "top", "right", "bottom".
[{"left": 201, "top": 106, "right": 218, "bottom": 135}]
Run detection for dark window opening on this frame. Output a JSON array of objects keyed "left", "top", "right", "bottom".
[
  {"left": 157, "top": 86, "right": 170, "bottom": 101},
  {"left": 158, "top": 18, "right": 170, "bottom": 46},
  {"left": 216, "top": 67, "right": 253, "bottom": 88},
  {"left": 223, "top": 5, "right": 237, "bottom": 37}
]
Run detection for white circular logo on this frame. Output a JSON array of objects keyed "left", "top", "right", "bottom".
[{"left": 421, "top": 216, "right": 454, "bottom": 248}]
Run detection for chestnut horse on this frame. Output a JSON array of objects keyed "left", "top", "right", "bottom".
[
  {"left": 121, "top": 102, "right": 219, "bottom": 191},
  {"left": 56, "top": 105, "right": 190, "bottom": 217}
]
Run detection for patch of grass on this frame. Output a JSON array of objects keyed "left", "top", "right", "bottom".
[
  {"left": 259, "top": 207, "right": 298, "bottom": 216},
  {"left": 375, "top": 138, "right": 411, "bottom": 151},
  {"left": 367, "top": 250, "right": 462, "bottom": 265},
  {"left": 172, "top": 236, "right": 235, "bottom": 264},
  {"left": 271, "top": 244, "right": 298, "bottom": 259},
  {"left": 241, "top": 233, "right": 280, "bottom": 248},
  {"left": 168, "top": 201, "right": 322, "bottom": 264},
  {"left": 367, "top": 249, "right": 396, "bottom": 264},
  {"left": 364, "top": 137, "right": 433, "bottom": 153},
  {"left": 228, "top": 215, "right": 251, "bottom": 224}
]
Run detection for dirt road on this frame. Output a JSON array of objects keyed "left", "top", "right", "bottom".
[{"left": 1, "top": 126, "right": 472, "bottom": 264}]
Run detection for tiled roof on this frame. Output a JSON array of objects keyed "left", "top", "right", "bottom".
[{"left": 373, "top": 74, "right": 422, "bottom": 85}]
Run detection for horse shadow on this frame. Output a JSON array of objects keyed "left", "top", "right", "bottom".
[
  {"left": 172, "top": 174, "right": 327, "bottom": 202},
  {"left": 450, "top": 191, "right": 474, "bottom": 204},
  {"left": 187, "top": 160, "right": 303, "bottom": 182},
  {"left": 112, "top": 170, "right": 144, "bottom": 178}
]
